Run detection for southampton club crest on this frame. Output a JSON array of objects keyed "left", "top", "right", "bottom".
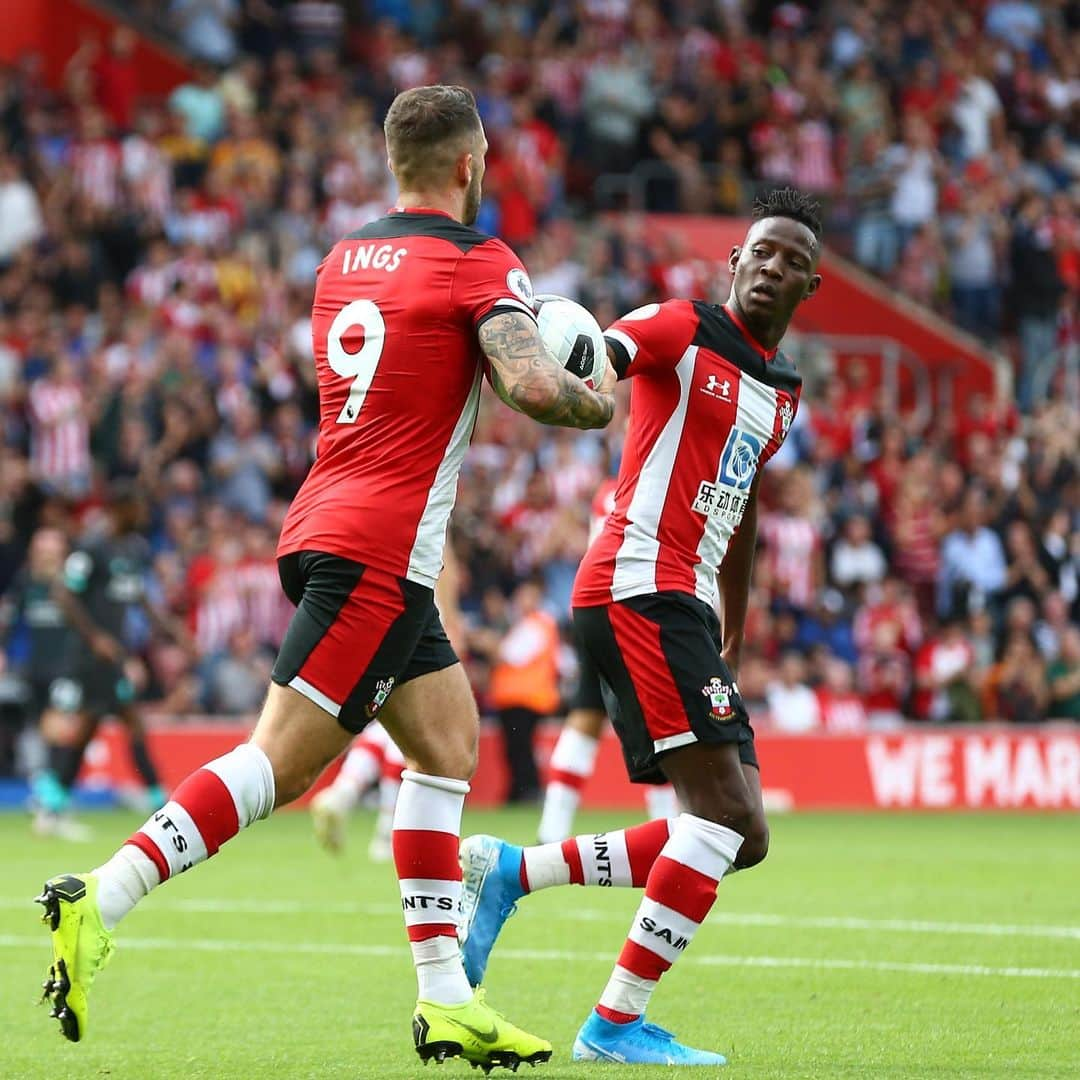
[
  {"left": 778, "top": 398, "right": 794, "bottom": 436},
  {"left": 365, "top": 676, "right": 396, "bottom": 719},
  {"left": 702, "top": 677, "right": 736, "bottom": 722}
]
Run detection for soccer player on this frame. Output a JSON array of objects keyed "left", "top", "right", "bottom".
[
  {"left": 1, "top": 528, "right": 91, "bottom": 840},
  {"left": 460, "top": 189, "right": 823, "bottom": 1066},
  {"left": 35, "top": 85, "right": 616, "bottom": 1071},
  {"left": 538, "top": 477, "right": 678, "bottom": 844},
  {"left": 33, "top": 491, "right": 185, "bottom": 826}
]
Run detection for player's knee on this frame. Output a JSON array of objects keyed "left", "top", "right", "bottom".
[
  {"left": 734, "top": 818, "right": 769, "bottom": 869},
  {"left": 409, "top": 725, "right": 477, "bottom": 781},
  {"left": 270, "top": 760, "right": 319, "bottom": 807},
  {"left": 683, "top": 784, "right": 758, "bottom": 833}
]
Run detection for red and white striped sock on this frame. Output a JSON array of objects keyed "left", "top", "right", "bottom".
[
  {"left": 93, "top": 743, "right": 276, "bottom": 929},
  {"left": 537, "top": 728, "right": 599, "bottom": 843},
  {"left": 595, "top": 813, "right": 743, "bottom": 1023},
  {"left": 521, "top": 817, "right": 673, "bottom": 892},
  {"left": 393, "top": 769, "right": 472, "bottom": 1005}
]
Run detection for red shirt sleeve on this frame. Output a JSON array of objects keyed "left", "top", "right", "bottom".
[
  {"left": 603, "top": 299, "right": 698, "bottom": 379},
  {"left": 451, "top": 237, "right": 537, "bottom": 330}
]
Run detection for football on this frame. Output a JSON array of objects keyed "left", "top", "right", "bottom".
[{"left": 534, "top": 294, "right": 609, "bottom": 389}]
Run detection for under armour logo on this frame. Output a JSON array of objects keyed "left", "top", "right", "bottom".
[{"left": 703, "top": 374, "right": 731, "bottom": 399}]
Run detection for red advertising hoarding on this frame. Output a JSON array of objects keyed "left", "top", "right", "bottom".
[{"left": 79, "top": 722, "right": 1080, "bottom": 811}]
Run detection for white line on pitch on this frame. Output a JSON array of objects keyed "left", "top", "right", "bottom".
[
  {"left": 3, "top": 896, "right": 1078, "bottom": 941},
  {"left": 1, "top": 934, "right": 1077, "bottom": 980},
  {"left": 705, "top": 912, "right": 1080, "bottom": 941}
]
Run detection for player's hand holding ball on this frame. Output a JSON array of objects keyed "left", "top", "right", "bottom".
[{"left": 535, "top": 294, "right": 612, "bottom": 392}]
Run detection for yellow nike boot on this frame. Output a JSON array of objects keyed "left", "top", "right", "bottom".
[
  {"left": 412, "top": 987, "right": 552, "bottom": 1072},
  {"left": 36, "top": 873, "right": 115, "bottom": 1042}
]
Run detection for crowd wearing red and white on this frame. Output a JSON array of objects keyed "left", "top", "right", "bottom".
[{"left": 1, "top": 0, "right": 1077, "bottom": 732}]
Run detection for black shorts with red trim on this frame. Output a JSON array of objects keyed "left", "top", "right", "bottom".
[
  {"left": 572, "top": 590, "right": 757, "bottom": 785},
  {"left": 272, "top": 551, "right": 458, "bottom": 734},
  {"left": 568, "top": 637, "right": 606, "bottom": 714}
]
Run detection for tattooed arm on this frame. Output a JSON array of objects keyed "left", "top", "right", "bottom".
[{"left": 479, "top": 312, "right": 616, "bottom": 430}]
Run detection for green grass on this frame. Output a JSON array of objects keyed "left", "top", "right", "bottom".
[{"left": 1, "top": 808, "right": 1077, "bottom": 1079}]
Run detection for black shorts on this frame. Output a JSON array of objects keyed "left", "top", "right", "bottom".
[
  {"left": 43, "top": 664, "right": 134, "bottom": 718},
  {"left": 272, "top": 551, "right": 458, "bottom": 734},
  {"left": 568, "top": 637, "right": 606, "bottom": 713},
  {"left": 572, "top": 590, "right": 757, "bottom": 785}
]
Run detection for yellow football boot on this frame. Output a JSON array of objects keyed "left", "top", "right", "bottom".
[
  {"left": 412, "top": 987, "right": 552, "bottom": 1072},
  {"left": 36, "top": 873, "right": 115, "bottom": 1041}
]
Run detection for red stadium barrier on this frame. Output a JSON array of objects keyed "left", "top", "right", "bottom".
[{"left": 79, "top": 721, "right": 1080, "bottom": 811}]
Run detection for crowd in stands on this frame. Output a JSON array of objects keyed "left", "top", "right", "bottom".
[{"left": 1, "top": 0, "right": 1078, "bottom": 756}]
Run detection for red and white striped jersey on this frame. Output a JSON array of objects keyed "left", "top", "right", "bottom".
[
  {"left": 27, "top": 378, "right": 90, "bottom": 486},
  {"left": 573, "top": 300, "right": 801, "bottom": 608},
  {"left": 277, "top": 209, "right": 536, "bottom": 587},
  {"left": 69, "top": 138, "right": 122, "bottom": 211},
  {"left": 759, "top": 512, "right": 821, "bottom": 609}
]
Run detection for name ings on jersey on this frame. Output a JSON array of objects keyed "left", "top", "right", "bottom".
[{"left": 342, "top": 243, "right": 408, "bottom": 275}]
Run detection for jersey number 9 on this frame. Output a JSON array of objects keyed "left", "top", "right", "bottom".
[{"left": 327, "top": 299, "right": 386, "bottom": 425}]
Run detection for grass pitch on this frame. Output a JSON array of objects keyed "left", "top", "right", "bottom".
[{"left": 1, "top": 807, "right": 1077, "bottom": 1079}]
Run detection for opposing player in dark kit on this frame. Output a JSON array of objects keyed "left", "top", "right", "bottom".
[
  {"left": 461, "top": 189, "right": 823, "bottom": 1066},
  {"left": 34, "top": 85, "right": 615, "bottom": 1071},
  {"left": 31, "top": 492, "right": 183, "bottom": 826}
]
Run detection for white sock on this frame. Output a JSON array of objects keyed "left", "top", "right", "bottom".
[
  {"left": 93, "top": 743, "right": 275, "bottom": 930},
  {"left": 95, "top": 845, "right": 160, "bottom": 930},
  {"left": 393, "top": 770, "right": 472, "bottom": 1005},
  {"left": 538, "top": 727, "right": 598, "bottom": 843},
  {"left": 644, "top": 785, "right": 679, "bottom": 820},
  {"left": 411, "top": 936, "right": 473, "bottom": 1005},
  {"left": 522, "top": 841, "right": 571, "bottom": 891},
  {"left": 537, "top": 784, "right": 580, "bottom": 845}
]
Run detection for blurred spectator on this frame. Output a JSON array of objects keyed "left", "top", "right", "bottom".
[
  {"left": 848, "top": 130, "right": 898, "bottom": 276},
  {"left": 945, "top": 190, "right": 1007, "bottom": 342},
  {"left": 1010, "top": 193, "right": 1067, "bottom": 411},
  {"left": 794, "top": 591, "right": 858, "bottom": 666},
  {"left": 1046, "top": 627, "right": 1080, "bottom": 721},
  {"left": 949, "top": 51, "right": 1004, "bottom": 162},
  {"left": 209, "top": 397, "right": 280, "bottom": 522},
  {"left": 888, "top": 451, "right": 943, "bottom": 619},
  {"left": 815, "top": 657, "right": 869, "bottom": 734},
  {"left": 913, "top": 620, "right": 981, "bottom": 723},
  {"left": 27, "top": 356, "right": 92, "bottom": 499},
  {"left": 884, "top": 114, "right": 943, "bottom": 246},
  {"left": 1000, "top": 520, "right": 1058, "bottom": 610},
  {"left": 169, "top": 63, "right": 226, "bottom": 143},
  {"left": 208, "top": 624, "right": 273, "bottom": 714},
  {"left": 581, "top": 44, "right": 654, "bottom": 174},
  {"left": 172, "top": 0, "right": 240, "bottom": 67},
  {"left": 483, "top": 579, "right": 561, "bottom": 804},
  {"left": 766, "top": 652, "right": 821, "bottom": 733},
  {"left": 0, "top": 154, "right": 43, "bottom": 262},
  {"left": 760, "top": 469, "right": 823, "bottom": 614},
  {"left": 981, "top": 633, "right": 1048, "bottom": 723},
  {"left": 831, "top": 514, "right": 887, "bottom": 596},
  {"left": 937, "top": 489, "right": 1007, "bottom": 619}
]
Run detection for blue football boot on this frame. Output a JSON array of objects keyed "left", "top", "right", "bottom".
[
  {"left": 572, "top": 1009, "right": 727, "bottom": 1066},
  {"left": 458, "top": 834, "right": 526, "bottom": 986}
]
